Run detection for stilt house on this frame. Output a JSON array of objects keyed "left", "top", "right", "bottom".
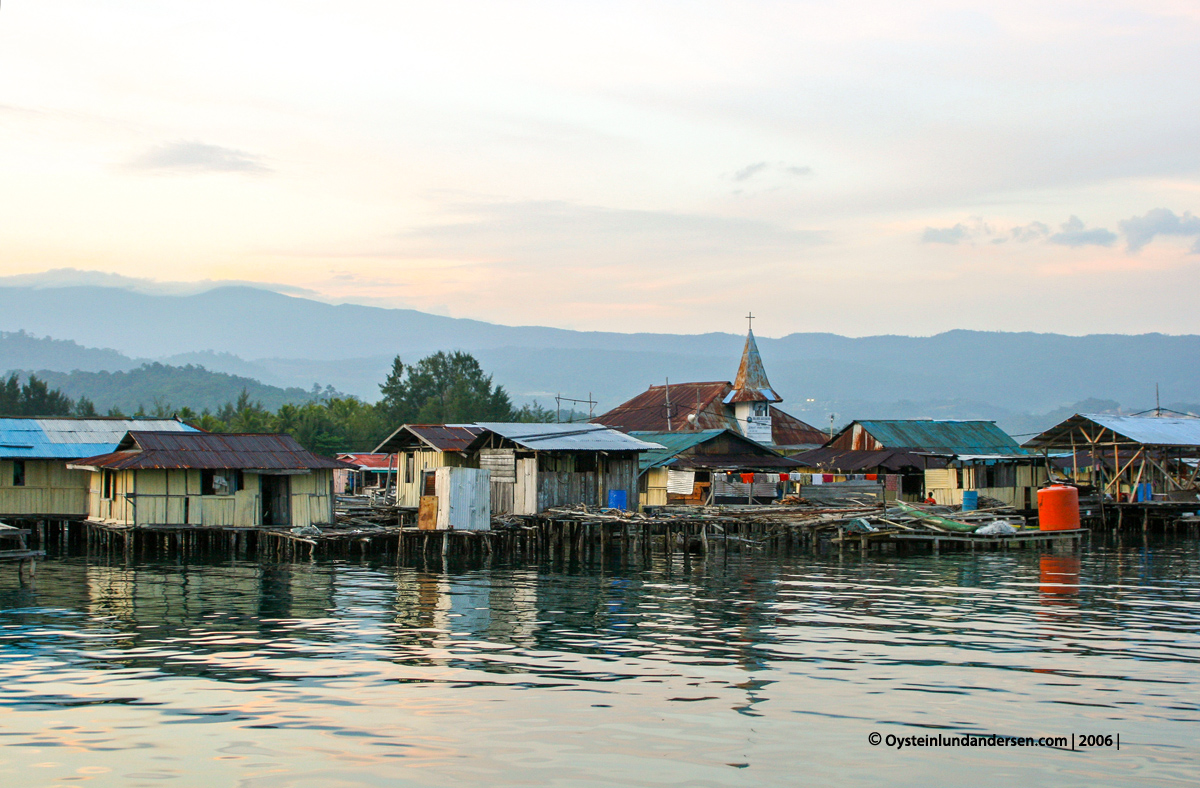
[
  {"left": 333, "top": 453, "right": 396, "bottom": 495},
  {"left": 630, "top": 429, "right": 799, "bottom": 506},
  {"left": 827, "top": 419, "right": 1047, "bottom": 508},
  {"left": 467, "top": 423, "right": 663, "bottom": 514},
  {"left": 0, "top": 417, "right": 198, "bottom": 523},
  {"left": 69, "top": 432, "right": 347, "bottom": 528},
  {"left": 373, "top": 425, "right": 483, "bottom": 508},
  {"left": 1023, "top": 413, "right": 1200, "bottom": 502}
]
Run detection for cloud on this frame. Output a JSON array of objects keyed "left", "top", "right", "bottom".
[
  {"left": 730, "top": 161, "right": 813, "bottom": 183},
  {"left": 733, "top": 162, "right": 769, "bottom": 181},
  {"left": 1047, "top": 216, "right": 1117, "bottom": 247},
  {"left": 0, "top": 268, "right": 315, "bottom": 297},
  {"left": 126, "top": 141, "right": 270, "bottom": 174},
  {"left": 924, "top": 215, "right": 1119, "bottom": 248},
  {"left": 922, "top": 223, "right": 971, "bottom": 244},
  {"left": 1118, "top": 208, "right": 1200, "bottom": 253},
  {"left": 398, "top": 199, "right": 824, "bottom": 268},
  {"left": 1008, "top": 221, "right": 1050, "bottom": 242}
]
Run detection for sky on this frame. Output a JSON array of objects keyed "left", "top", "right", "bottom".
[{"left": 1, "top": 0, "right": 1199, "bottom": 337}]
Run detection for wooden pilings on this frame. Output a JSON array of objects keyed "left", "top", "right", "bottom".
[{"left": 19, "top": 512, "right": 1108, "bottom": 568}]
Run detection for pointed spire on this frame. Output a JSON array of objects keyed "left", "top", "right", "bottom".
[{"left": 728, "top": 328, "right": 782, "bottom": 403}]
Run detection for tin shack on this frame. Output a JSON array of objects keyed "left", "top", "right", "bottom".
[{"left": 468, "top": 423, "right": 662, "bottom": 515}]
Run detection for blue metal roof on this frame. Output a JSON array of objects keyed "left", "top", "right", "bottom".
[
  {"left": 853, "top": 420, "right": 1026, "bottom": 455},
  {"left": 0, "top": 418, "right": 199, "bottom": 459}
]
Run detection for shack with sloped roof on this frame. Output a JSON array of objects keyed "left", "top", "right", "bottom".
[
  {"left": 630, "top": 429, "right": 798, "bottom": 506},
  {"left": 0, "top": 417, "right": 199, "bottom": 521},
  {"left": 69, "top": 432, "right": 348, "bottom": 528},
  {"left": 826, "top": 419, "right": 1047, "bottom": 508},
  {"left": 373, "top": 424, "right": 483, "bottom": 508},
  {"left": 467, "top": 423, "right": 663, "bottom": 515}
]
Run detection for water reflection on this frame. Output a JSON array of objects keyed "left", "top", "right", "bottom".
[{"left": 0, "top": 541, "right": 1197, "bottom": 787}]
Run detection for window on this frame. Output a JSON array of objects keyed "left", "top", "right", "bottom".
[
  {"left": 752, "top": 402, "right": 769, "bottom": 417},
  {"left": 12, "top": 460, "right": 26, "bottom": 487},
  {"left": 404, "top": 453, "right": 415, "bottom": 484},
  {"left": 201, "top": 470, "right": 240, "bottom": 495},
  {"left": 102, "top": 470, "right": 115, "bottom": 500}
]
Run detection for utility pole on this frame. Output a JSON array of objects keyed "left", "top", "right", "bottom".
[{"left": 665, "top": 378, "right": 673, "bottom": 431}]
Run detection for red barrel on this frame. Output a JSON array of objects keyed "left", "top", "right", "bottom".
[{"left": 1038, "top": 485, "right": 1080, "bottom": 531}]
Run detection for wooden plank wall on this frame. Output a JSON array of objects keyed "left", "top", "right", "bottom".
[
  {"left": 0, "top": 459, "right": 90, "bottom": 516},
  {"left": 84, "top": 469, "right": 335, "bottom": 527}
]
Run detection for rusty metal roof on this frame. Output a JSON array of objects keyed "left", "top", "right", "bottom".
[
  {"left": 70, "top": 432, "right": 349, "bottom": 471},
  {"left": 336, "top": 453, "right": 395, "bottom": 470},
  {"left": 727, "top": 330, "right": 782, "bottom": 404},
  {"left": 373, "top": 424, "right": 483, "bottom": 453},
  {"left": 769, "top": 407, "right": 828, "bottom": 449},
  {"left": 594, "top": 382, "right": 824, "bottom": 449},
  {"left": 593, "top": 381, "right": 738, "bottom": 433}
]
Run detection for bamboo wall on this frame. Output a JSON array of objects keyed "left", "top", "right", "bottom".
[
  {"left": 396, "top": 450, "right": 470, "bottom": 508},
  {"left": 86, "top": 468, "right": 335, "bottom": 527},
  {"left": 639, "top": 467, "right": 669, "bottom": 507},
  {"left": 925, "top": 464, "right": 1047, "bottom": 508},
  {"left": 0, "top": 459, "right": 90, "bottom": 517}
]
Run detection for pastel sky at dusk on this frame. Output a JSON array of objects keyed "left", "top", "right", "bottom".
[{"left": 2, "top": 1, "right": 1198, "bottom": 337}]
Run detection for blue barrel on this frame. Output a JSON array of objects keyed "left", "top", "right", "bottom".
[
  {"left": 607, "top": 489, "right": 628, "bottom": 510},
  {"left": 962, "top": 490, "right": 979, "bottom": 511}
]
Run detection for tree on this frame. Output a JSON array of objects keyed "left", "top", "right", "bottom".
[
  {"left": 512, "top": 400, "right": 556, "bottom": 423},
  {"left": 0, "top": 373, "right": 75, "bottom": 416},
  {"left": 378, "top": 351, "right": 515, "bottom": 424}
]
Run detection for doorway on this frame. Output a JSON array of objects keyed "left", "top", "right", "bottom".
[{"left": 261, "top": 475, "right": 291, "bottom": 526}]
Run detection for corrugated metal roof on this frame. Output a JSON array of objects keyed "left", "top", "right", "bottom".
[
  {"left": 593, "top": 381, "right": 736, "bottom": 433},
  {"left": 835, "top": 420, "right": 1025, "bottom": 455},
  {"left": 727, "top": 330, "right": 782, "bottom": 404},
  {"left": 373, "top": 424, "right": 482, "bottom": 453},
  {"left": 71, "top": 432, "right": 349, "bottom": 470},
  {"left": 337, "top": 453, "right": 395, "bottom": 470},
  {"left": 630, "top": 429, "right": 797, "bottom": 473},
  {"left": 790, "top": 447, "right": 946, "bottom": 472},
  {"left": 630, "top": 430, "right": 727, "bottom": 471},
  {"left": 0, "top": 418, "right": 198, "bottom": 459},
  {"left": 474, "top": 423, "right": 664, "bottom": 452},
  {"left": 1023, "top": 413, "right": 1200, "bottom": 449},
  {"left": 769, "top": 407, "right": 829, "bottom": 448}
]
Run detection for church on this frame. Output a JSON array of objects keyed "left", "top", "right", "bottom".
[{"left": 592, "top": 325, "right": 827, "bottom": 452}]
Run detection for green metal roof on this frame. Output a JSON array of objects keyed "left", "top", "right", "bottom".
[
  {"left": 629, "top": 430, "right": 728, "bottom": 472},
  {"left": 853, "top": 420, "right": 1026, "bottom": 455}
]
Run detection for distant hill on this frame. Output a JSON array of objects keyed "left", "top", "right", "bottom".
[
  {"left": 0, "top": 330, "right": 140, "bottom": 374},
  {"left": 1, "top": 283, "right": 1198, "bottom": 434},
  {"left": 11, "top": 363, "right": 323, "bottom": 414}
]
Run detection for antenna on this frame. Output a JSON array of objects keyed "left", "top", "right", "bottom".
[
  {"left": 554, "top": 393, "right": 597, "bottom": 423},
  {"left": 1156, "top": 383, "right": 1161, "bottom": 417}
]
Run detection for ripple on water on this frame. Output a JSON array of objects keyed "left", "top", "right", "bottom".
[{"left": 0, "top": 545, "right": 1197, "bottom": 786}]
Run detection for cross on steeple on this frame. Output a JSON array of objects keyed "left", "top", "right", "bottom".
[{"left": 746, "top": 312, "right": 754, "bottom": 332}]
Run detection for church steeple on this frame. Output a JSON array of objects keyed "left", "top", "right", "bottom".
[
  {"left": 728, "top": 328, "right": 782, "bottom": 405},
  {"left": 725, "top": 321, "right": 782, "bottom": 444}
]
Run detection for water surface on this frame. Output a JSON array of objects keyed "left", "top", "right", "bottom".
[{"left": 1, "top": 539, "right": 1197, "bottom": 787}]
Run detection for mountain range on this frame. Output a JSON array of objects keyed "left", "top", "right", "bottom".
[{"left": 1, "top": 282, "right": 1197, "bottom": 434}]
